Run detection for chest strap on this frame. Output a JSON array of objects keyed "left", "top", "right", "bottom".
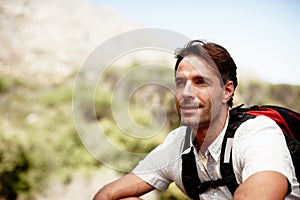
[{"left": 181, "top": 127, "right": 227, "bottom": 199}]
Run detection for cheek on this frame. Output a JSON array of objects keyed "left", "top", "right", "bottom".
[
  {"left": 195, "top": 88, "right": 210, "bottom": 101},
  {"left": 175, "top": 89, "right": 183, "bottom": 101},
  {"left": 209, "top": 88, "right": 224, "bottom": 104},
  {"left": 175, "top": 94, "right": 180, "bottom": 113}
]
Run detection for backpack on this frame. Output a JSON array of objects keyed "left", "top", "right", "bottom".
[{"left": 181, "top": 105, "right": 300, "bottom": 200}]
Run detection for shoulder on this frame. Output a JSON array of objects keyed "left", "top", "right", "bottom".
[
  {"left": 234, "top": 115, "right": 282, "bottom": 140},
  {"left": 132, "top": 126, "right": 187, "bottom": 190},
  {"left": 232, "top": 115, "right": 294, "bottom": 183},
  {"left": 151, "top": 126, "right": 187, "bottom": 153},
  {"left": 134, "top": 126, "right": 187, "bottom": 165},
  {"left": 233, "top": 115, "right": 286, "bottom": 155},
  {"left": 166, "top": 126, "right": 187, "bottom": 140}
]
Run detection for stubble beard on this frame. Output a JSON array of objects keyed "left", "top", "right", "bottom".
[{"left": 180, "top": 108, "right": 211, "bottom": 131}]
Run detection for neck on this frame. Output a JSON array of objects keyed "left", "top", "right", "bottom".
[{"left": 192, "top": 107, "right": 229, "bottom": 154}]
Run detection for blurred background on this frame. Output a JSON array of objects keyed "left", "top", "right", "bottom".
[{"left": 0, "top": 0, "right": 299, "bottom": 199}]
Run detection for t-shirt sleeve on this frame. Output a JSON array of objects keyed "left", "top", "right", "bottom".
[
  {"left": 132, "top": 127, "right": 185, "bottom": 191},
  {"left": 133, "top": 155, "right": 172, "bottom": 191},
  {"left": 233, "top": 116, "right": 295, "bottom": 185}
]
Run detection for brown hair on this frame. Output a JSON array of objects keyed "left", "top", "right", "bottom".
[{"left": 174, "top": 40, "right": 238, "bottom": 107}]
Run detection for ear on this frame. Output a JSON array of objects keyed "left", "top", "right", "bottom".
[{"left": 223, "top": 81, "right": 234, "bottom": 104}]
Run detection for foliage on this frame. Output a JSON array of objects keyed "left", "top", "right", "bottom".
[
  {"left": 0, "top": 76, "right": 98, "bottom": 199},
  {"left": 0, "top": 76, "right": 9, "bottom": 93},
  {"left": 0, "top": 136, "right": 30, "bottom": 200},
  {"left": 39, "top": 86, "right": 73, "bottom": 107},
  {"left": 236, "top": 81, "right": 300, "bottom": 112},
  {"left": 93, "top": 65, "right": 179, "bottom": 172},
  {"left": 1, "top": 64, "right": 300, "bottom": 200}
]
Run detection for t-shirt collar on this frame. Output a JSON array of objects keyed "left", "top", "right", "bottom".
[{"left": 183, "top": 112, "right": 230, "bottom": 162}]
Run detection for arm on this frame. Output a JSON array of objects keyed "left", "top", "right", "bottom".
[
  {"left": 93, "top": 172, "right": 155, "bottom": 200},
  {"left": 233, "top": 171, "right": 289, "bottom": 200},
  {"left": 232, "top": 116, "right": 295, "bottom": 199}
]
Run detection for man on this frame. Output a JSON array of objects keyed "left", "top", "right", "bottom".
[{"left": 93, "top": 40, "right": 299, "bottom": 199}]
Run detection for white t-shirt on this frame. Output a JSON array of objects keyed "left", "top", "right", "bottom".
[{"left": 133, "top": 116, "right": 300, "bottom": 199}]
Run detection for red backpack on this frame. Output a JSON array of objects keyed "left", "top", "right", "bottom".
[{"left": 181, "top": 105, "right": 300, "bottom": 199}]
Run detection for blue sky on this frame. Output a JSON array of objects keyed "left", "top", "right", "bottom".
[{"left": 89, "top": 0, "right": 300, "bottom": 85}]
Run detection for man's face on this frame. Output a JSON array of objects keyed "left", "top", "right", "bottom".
[{"left": 175, "top": 55, "right": 224, "bottom": 129}]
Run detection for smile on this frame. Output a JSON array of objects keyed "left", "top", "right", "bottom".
[{"left": 180, "top": 105, "right": 203, "bottom": 110}]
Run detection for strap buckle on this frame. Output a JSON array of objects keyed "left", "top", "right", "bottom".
[{"left": 197, "top": 179, "right": 225, "bottom": 194}]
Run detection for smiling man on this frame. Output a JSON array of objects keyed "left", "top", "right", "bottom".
[
  {"left": 175, "top": 53, "right": 230, "bottom": 153},
  {"left": 93, "top": 40, "right": 300, "bottom": 200}
]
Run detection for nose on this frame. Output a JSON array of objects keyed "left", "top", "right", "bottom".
[{"left": 182, "top": 80, "right": 194, "bottom": 98}]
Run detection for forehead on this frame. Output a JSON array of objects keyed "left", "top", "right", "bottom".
[{"left": 176, "top": 55, "right": 219, "bottom": 78}]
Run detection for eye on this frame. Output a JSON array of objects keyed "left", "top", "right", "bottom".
[
  {"left": 194, "top": 78, "right": 206, "bottom": 85},
  {"left": 176, "top": 80, "right": 185, "bottom": 87},
  {"left": 175, "top": 78, "right": 186, "bottom": 87}
]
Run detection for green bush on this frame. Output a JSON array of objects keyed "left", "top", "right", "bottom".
[
  {"left": 0, "top": 136, "right": 30, "bottom": 200},
  {"left": 2, "top": 63, "right": 300, "bottom": 200},
  {"left": 39, "top": 86, "right": 73, "bottom": 107},
  {"left": 0, "top": 76, "right": 9, "bottom": 93}
]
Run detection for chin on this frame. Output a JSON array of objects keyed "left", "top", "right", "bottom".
[
  {"left": 181, "top": 118, "right": 210, "bottom": 130},
  {"left": 180, "top": 119, "right": 199, "bottom": 128}
]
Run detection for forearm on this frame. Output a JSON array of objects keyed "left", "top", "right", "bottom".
[
  {"left": 93, "top": 186, "right": 145, "bottom": 200},
  {"left": 93, "top": 191, "right": 142, "bottom": 200},
  {"left": 233, "top": 171, "right": 288, "bottom": 200},
  {"left": 93, "top": 185, "right": 114, "bottom": 200},
  {"left": 93, "top": 173, "right": 154, "bottom": 200}
]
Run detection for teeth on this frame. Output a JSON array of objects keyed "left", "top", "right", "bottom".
[{"left": 181, "top": 106, "right": 199, "bottom": 109}]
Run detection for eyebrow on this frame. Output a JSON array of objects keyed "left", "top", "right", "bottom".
[
  {"left": 175, "top": 77, "right": 185, "bottom": 82},
  {"left": 175, "top": 74, "right": 210, "bottom": 81}
]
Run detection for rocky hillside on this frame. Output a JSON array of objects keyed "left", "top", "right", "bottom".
[{"left": 0, "top": 0, "right": 136, "bottom": 84}]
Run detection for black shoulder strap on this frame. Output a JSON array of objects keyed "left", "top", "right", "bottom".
[
  {"left": 181, "top": 107, "right": 254, "bottom": 198},
  {"left": 181, "top": 126, "right": 201, "bottom": 200},
  {"left": 220, "top": 107, "right": 254, "bottom": 195},
  {"left": 181, "top": 126, "right": 234, "bottom": 199},
  {"left": 182, "top": 105, "right": 299, "bottom": 197}
]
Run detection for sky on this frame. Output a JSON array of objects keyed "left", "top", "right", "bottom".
[{"left": 89, "top": 0, "right": 300, "bottom": 85}]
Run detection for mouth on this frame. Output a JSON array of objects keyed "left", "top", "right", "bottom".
[{"left": 180, "top": 105, "right": 203, "bottom": 110}]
